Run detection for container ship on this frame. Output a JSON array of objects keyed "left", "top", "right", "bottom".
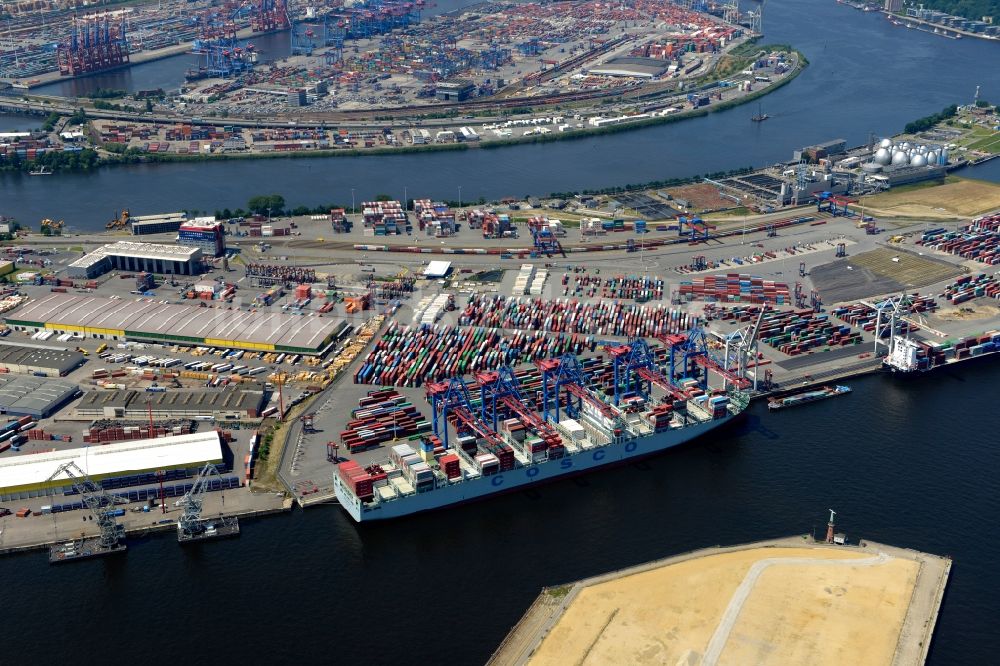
[
  {"left": 884, "top": 331, "right": 1000, "bottom": 374},
  {"left": 767, "top": 385, "right": 850, "bottom": 410},
  {"left": 334, "top": 339, "right": 750, "bottom": 522}
]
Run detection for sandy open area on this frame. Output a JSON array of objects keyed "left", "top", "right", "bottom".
[
  {"left": 527, "top": 545, "right": 919, "bottom": 666},
  {"left": 864, "top": 178, "right": 1000, "bottom": 219}
]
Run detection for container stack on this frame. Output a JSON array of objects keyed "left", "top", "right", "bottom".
[
  {"left": 644, "top": 405, "right": 673, "bottom": 432},
  {"left": 709, "top": 395, "right": 730, "bottom": 419},
  {"left": 678, "top": 273, "right": 790, "bottom": 304},
  {"left": 354, "top": 323, "right": 597, "bottom": 387},
  {"left": 83, "top": 421, "right": 193, "bottom": 444},
  {"left": 414, "top": 293, "right": 452, "bottom": 325},
  {"left": 529, "top": 269, "right": 548, "bottom": 296},
  {"left": 26, "top": 429, "right": 72, "bottom": 442},
  {"left": 339, "top": 389, "right": 431, "bottom": 452},
  {"left": 940, "top": 274, "right": 1000, "bottom": 304},
  {"left": 831, "top": 302, "right": 925, "bottom": 336},
  {"left": 916, "top": 215, "right": 1000, "bottom": 266},
  {"left": 362, "top": 200, "right": 407, "bottom": 236},
  {"left": 439, "top": 453, "right": 461, "bottom": 480},
  {"left": 461, "top": 294, "right": 698, "bottom": 337},
  {"left": 513, "top": 264, "right": 536, "bottom": 296},
  {"left": 475, "top": 453, "right": 500, "bottom": 475},
  {"left": 756, "top": 310, "right": 863, "bottom": 355},
  {"left": 338, "top": 460, "right": 374, "bottom": 502}
]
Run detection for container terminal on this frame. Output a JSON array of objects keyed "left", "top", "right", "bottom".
[
  {"left": 0, "top": 166, "right": 997, "bottom": 550},
  {"left": 488, "top": 527, "right": 952, "bottom": 666},
  {"left": 0, "top": 0, "right": 805, "bottom": 165}
]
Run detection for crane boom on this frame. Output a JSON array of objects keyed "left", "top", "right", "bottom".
[
  {"left": 46, "top": 461, "right": 127, "bottom": 549},
  {"left": 176, "top": 462, "right": 223, "bottom": 536}
]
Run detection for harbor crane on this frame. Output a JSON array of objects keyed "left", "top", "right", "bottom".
[
  {"left": 722, "top": 307, "right": 767, "bottom": 391},
  {"left": 866, "top": 292, "right": 949, "bottom": 358},
  {"left": 46, "top": 461, "right": 127, "bottom": 550},
  {"left": 176, "top": 463, "right": 238, "bottom": 541}
]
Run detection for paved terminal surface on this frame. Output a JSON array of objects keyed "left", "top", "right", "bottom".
[
  {"left": 489, "top": 537, "right": 951, "bottom": 666},
  {"left": 0, "top": 488, "right": 289, "bottom": 555}
]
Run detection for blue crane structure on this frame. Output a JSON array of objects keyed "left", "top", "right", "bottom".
[
  {"left": 476, "top": 368, "right": 564, "bottom": 449},
  {"left": 531, "top": 227, "right": 565, "bottom": 257},
  {"left": 536, "top": 356, "right": 624, "bottom": 436},
  {"left": 427, "top": 377, "right": 484, "bottom": 450}
]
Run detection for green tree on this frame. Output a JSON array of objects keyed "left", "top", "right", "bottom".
[
  {"left": 41, "top": 112, "right": 60, "bottom": 133},
  {"left": 68, "top": 108, "right": 88, "bottom": 126},
  {"left": 247, "top": 194, "right": 286, "bottom": 216},
  {"left": 145, "top": 99, "right": 154, "bottom": 113},
  {"left": 375, "top": 193, "right": 393, "bottom": 201}
]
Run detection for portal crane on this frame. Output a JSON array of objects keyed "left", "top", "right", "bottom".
[
  {"left": 476, "top": 368, "right": 562, "bottom": 450},
  {"left": 46, "top": 461, "right": 127, "bottom": 549},
  {"left": 426, "top": 377, "right": 503, "bottom": 451},
  {"left": 176, "top": 462, "right": 235, "bottom": 539},
  {"left": 722, "top": 306, "right": 766, "bottom": 390},
  {"left": 536, "top": 355, "right": 625, "bottom": 434}
]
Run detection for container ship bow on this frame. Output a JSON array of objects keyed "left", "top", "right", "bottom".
[{"left": 335, "top": 339, "right": 750, "bottom": 522}]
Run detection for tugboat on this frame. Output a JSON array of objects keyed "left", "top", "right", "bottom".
[{"left": 28, "top": 165, "right": 52, "bottom": 175}]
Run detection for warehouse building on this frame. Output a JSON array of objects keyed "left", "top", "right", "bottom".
[
  {"left": 0, "top": 343, "right": 85, "bottom": 377},
  {"left": 589, "top": 57, "right": 670, "bottom": 78},
  {"left": 76, "top": 388, "right": 266, "bottom": 420},
  {"left": 0, "top": 375, "right": 82, "bottom": 418},
  {"left": 6, "top": 293, "right": 347, "bottom": 354},
  {"left": 436, "top": 79, "right": 475, "bottom": 102},
  {"left": 0, "top": 431, "right": 223, "bottom": 502},
  {"left": 130, "top": 212, "right": 187, "bottom": 236},
  {"left": 67, "top": 241, "right": 203, "bottom": 279}
]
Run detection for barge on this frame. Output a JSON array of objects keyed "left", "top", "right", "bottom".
[
  {"left": 49, "top": 538, "right": 126, "bottom": 564},
  {"left": 767, "top": 385, "right": 851, "bottom": 410}
]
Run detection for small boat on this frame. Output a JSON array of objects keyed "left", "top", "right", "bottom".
[
  {"left": 29, "top": 166, "right": 52, "bottom": 175},
  {"left": 751, "top": 101, "right": 768, "bottom": 123},
  {"left": 768, "top": 385, "right": 851, "bottom": 410}
]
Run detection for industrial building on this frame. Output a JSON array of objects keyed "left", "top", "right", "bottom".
[
  {"left": 6, "top": 293, "right": 348, "bottom": 354},
  {"left": 0, "top": 343, "right": 85, "bottom": 377},
  {"left": 76, "top": 389, "right": 267, "bottom": 420},
  {"left": 436, "top": 80, "right": 475, "bottom": 102},
  {"left": 589, "top": 57, "right": 670, "bottom": 78},
  {"left": 67, "top": 241, "right": 204, "bottom": 279},
  {"left": 178, "top": 218, "right": 227, "bottom": 257},
  {"left": 793, "top": 139, "right": 847, "bottom": 163},
  {"left": 0, "top": 431, "right": 224, "bottom": 502},
  {"left": 0, "top": 375, "right": 81, "bottom": 418},
  {"left": 130, "top": 212, "right": 187, "bottom": 236}
]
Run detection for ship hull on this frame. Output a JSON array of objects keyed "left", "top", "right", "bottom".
[{"left": 335, "top": 411, "right": 741, "bottom": 522}]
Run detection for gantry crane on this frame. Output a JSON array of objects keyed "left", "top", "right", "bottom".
[
  {"left": 46, "top": 461, "right": 128, "bottom": 555},
  {"left": 176, "top": 463, "right": 239, "bottom": 542}
]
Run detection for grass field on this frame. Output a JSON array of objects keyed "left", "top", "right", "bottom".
[{"left": 863, "top": 177, "right": 1000, "bottom": 218}]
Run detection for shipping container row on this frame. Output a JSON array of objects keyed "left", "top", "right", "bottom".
[
  {"left": 916, "top": 215, "right": 1000, "bottom": 266},
  {"left": 460, "top": 294, "right": 699, "bottom": 337}
]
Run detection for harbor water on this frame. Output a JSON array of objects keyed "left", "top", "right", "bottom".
[
  {"left": 0, "top": 2, "right": 998, "bottom": 661},
  {"left": 1, "top": 0, "right": 998, "bottom": 228},
  {"left": 1, "top": 367, "right": 997, "bottom": 664}
]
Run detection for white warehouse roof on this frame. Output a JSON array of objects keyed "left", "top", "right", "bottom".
[
  {"left": 0, "top": 431, "right": 223, "bottom": 494},
  {"left": 423, "top": 261, "right": 452, "bottom": 278},
  {"left": 69, "top": 241, "right": 202, "bottom": 271}
]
